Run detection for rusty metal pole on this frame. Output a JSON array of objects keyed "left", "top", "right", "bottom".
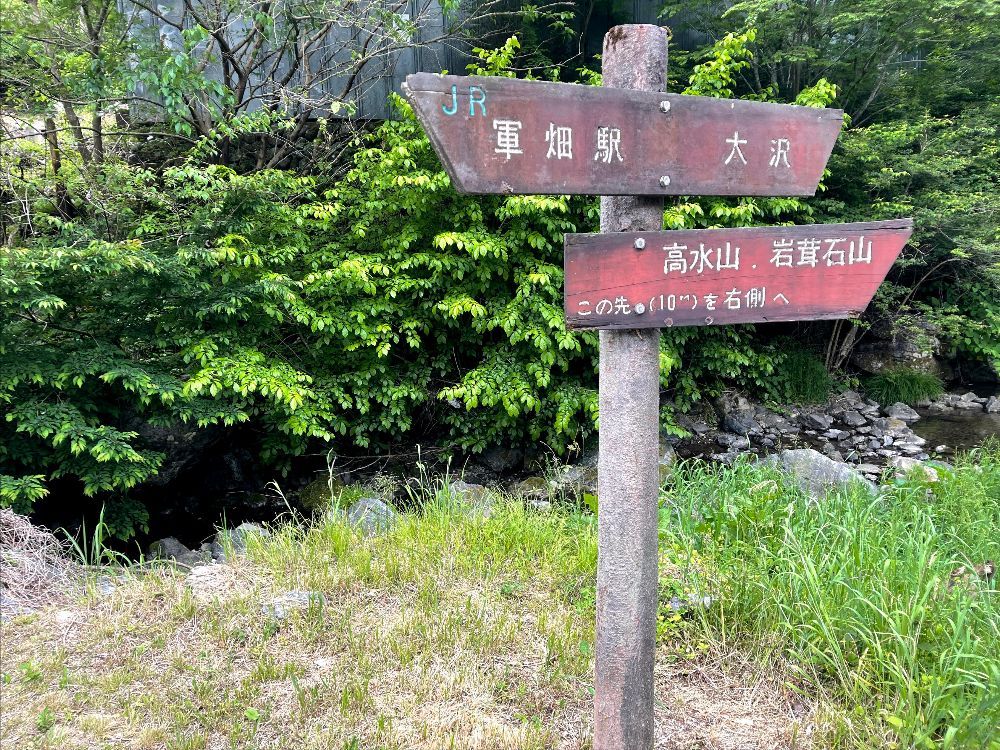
[{"left": 594, "top": 24, "right": 667, "bottom": 750}]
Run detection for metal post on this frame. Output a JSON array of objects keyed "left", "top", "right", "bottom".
[{"left": 594, "top": 24, "right": 667, "bottom": 750}]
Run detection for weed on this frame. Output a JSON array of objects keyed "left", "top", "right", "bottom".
[
  {"left": 863, "top": 367, "right": 944, "bottom": 405},
  {"left": 35, "top": 707, "right": 55, "bottom": 732}
]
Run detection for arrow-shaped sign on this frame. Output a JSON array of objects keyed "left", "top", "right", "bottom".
[
  {"left": 564, "top": 219, "right": 912, "bottom": 329},
  {"left": 403, "top": 73, "right": 844, "bottom": 197}
]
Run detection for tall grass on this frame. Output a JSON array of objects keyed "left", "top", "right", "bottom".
[
  {"left": 660, "top": 448, "right": 1000, "bottom": 748},
  {"left": 864, "top": 367, "right": 945, "bottom": 405}
]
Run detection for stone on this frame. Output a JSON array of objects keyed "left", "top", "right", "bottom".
[
  {"left": 263, "top": 590, "right": 325, "bottom": 621},
  {"left": 515, "top": 476, "right": 549, "bottom": 499},
  {"left": 552, "top": 464, "right": 599, "bottom": 498},
  {"left": 822, "top": 429, "right": 849, "bottom": 441},
  {"left": 857, "top": 463, "right": 882, "bottom": 475},
  {"left": 986, "top": 396, "right": 1000, "bottom": 414},
  {"left": 448, "top": 480, "right": 493, "bottom": 517},
  {"left": 889, "top": 456, "right": 939, "bottom": 482},
  {"left": 478, "top": 446, "right": 524, "bottom": 474},
  {"left": 884, "top": 402, "right": 920, "bottom": 423},
  {"left": 689, "top": 421, "right": 712, "bottom": 435},
  {"left": 525, "top": 497, "right": 553, "bottom": 512},
  {"left": 298, "top": 477, "right": 345, "bottom": 513},
  {"left": 839, "top": 410, "right": 868, "bottom": 428},
  {"left": 710, "top": 452, "right": 738, "bottom": 466},
  {"left": 764, "top": 449, "right": 876, "bottom": 500},
  {"left": 148, "top": 537, "right": 210, "bottom": 567},
  {"left": 960, "top": 391, "right": 978, "bottom": 402},
  {"left": 716, "top": 433, "right": 751, "bottom": 450},
  {"left": 214, "top": 522, "right": 270, "bottom": 561},
  {"left": 872, "top": 417, "right": 907, "bottom": 433},
  {"left": 345, "top": 497, "right": 397, "bottom": 536},
  {"left": 849, "top": 316, "right": 942, "bottom": 376},
  {"left": 722, "top": 410, "right": 760, "bottom": 436},
  {"left": 800, "top": 413, "right": 834, "bottom": 430},
  {"left": 955, "top": 399, "right": 985, "bottom": 410},
  {"left": 659, "top": 442, "right": 677, "bottom": 484}
]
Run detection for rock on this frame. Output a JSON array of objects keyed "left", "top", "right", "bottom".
[
  {"left": 689, "top": 421, "right": 712, "bottom": 435},
  {"left": 986, "top": 396, "right": 1000, "bottom": 413},
  {"left": 525, "top": 497, "right": 553, "bottom": 512},
  {"left": 884, "top": 402, "right": 920, "bottom": 423},
  {"left": 722, "top": 410, "right": 760, "bottom": 436},
  {"left": 263, "top": 590, "right": 325, "bottom": 621},
  {"left": 515, "top": 476, "right": 549, "bottom": 499},
  {"left": 148, "top": 537, "right": 210, "bottom": 567},
  {"left": 839, "top": 410, "right": 868, "bottom": 428},
  {"left": 857, "top": 463, "right": 882, "bottom": 475},
  {"left": 710, "top": 452, "right": 738, "bottom": 466},
  {"left": 799, "top": 413, "right": 834, "bottom": 430},
  {"left": 872, "top": 417, "right": 907, "bottom": 433},
  {"left": 960, "top": 391, "right": 978, "bottom": 402},
  {"left": 659, "top": 442, "right": 677, "bottom": 484},
  {"left": 764, "top": 449, "right": 876, "bottom": 499},
  {"left": 212, "top": 522, "right": 270, "bottom": 562},
  {"left": 345, "top": 497, "right": 397, "bottom": 536},
  {"left": 448, "top": 480, "right": 493, "bottom": 517},
  {"left": 478, "top": 446, "right": 524, "bottom": 474},
  {"left": 298, "top": 477, "right": 345, "bottom": 513},
  {"left": 716, "top": 433, "right": 751, "bottom": 450},
  {"left": 552, "top": 464, "right": 599, "bottom": 498},
  {"left": 822, "top": 429, "right": 849, "bottom": 441},
  {"left": 849, "top": 316, "right": 943, "bottom": 376},
  {"left": 954, "top": 399, "right": 985, "bottom": 410},
  {"left": 889, "top": 456, "right": 939, "bottom": 482}
]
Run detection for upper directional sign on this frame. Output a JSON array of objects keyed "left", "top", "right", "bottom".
[{"left": 403, "top": 73, "right": 844, "bottom": 197}]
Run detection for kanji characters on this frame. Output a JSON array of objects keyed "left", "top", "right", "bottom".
[
  {"left": 545, "top": 123, "right": 573, "bottom": 160},
  {"left": 769, "top": 138, "right": 791, "bottom": 168},
  {"left": 724, "top": 131, "right": 748, "bottom": 165},
  {"left": 771, "top": 239, "right": 794, "bottom": 268},
  {"left": 493, "top": 119, "right": 523, "bottom": 159},
  {"left": 594, "top": 126, "right": 624, "bottom": 163}
]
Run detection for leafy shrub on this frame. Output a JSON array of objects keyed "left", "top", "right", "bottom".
[{"left": 863, "top": 367, "right": 944, "bottom": 405}]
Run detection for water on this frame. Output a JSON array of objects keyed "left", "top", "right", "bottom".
[{"left": 912, "top": 409, "right": 1000, "bottom": 453}]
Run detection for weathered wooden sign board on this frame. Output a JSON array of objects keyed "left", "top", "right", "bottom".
[
  {"left": 565, "top": 219, "right": 913, "bottom": 329},
  {"left": 403, "top": 72, "right": 843, "bottom": 196}
]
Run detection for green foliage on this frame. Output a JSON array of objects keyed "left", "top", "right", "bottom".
[
  {"left": 661, "top": 450, "right": 1000, "bottom": 748},
  {"left": 863, "top": 368, "right": 944, "bottom": 406},
  {"left": 763, "top": 347, "right": 834, "bottom": 405}
]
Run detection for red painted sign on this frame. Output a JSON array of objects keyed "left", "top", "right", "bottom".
[
  {"left": 564, "top": 220, "right": 913, "bottom": 329},
  {"left": 403, "top": 73, "right": 843, "bottom": 196}
]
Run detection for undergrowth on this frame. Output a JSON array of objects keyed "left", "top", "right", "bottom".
[
  {"left": 3, "top": 448, "right": 999, "bottom": 748},
  {"left": 863, "top": 367, "right": 945, "bottom": 405},
  {"left": 661, "top": 445, "right": 1000, "bottom": 749}
]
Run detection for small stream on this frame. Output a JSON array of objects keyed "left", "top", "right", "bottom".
[{"left": 913, "top": 410, "right": 1000, "bottom": 453}]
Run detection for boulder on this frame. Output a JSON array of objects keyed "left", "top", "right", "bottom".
[
  {"left": 515, "top": 476, "right": 549, "bottom": 499},
  {"left": 298, "top": 477, "right": 345, "bottom": 513},
  {"left": 799, "top": 413, "right": 834, "bottom": 430},
  {"left": 478, "top": 446, "right": 524, "bottom": 474},
  {"left": 722, "top": 410, "right": 760, "bottom": 436},
  {"left": 839, "top": 410, "right": 868, "bottom": 428},
  {"left": 986, "top": 396, "right": 1000, "bottom": 414},
  {"left": 148, "top": 537, "right": 210, "bottom": 567},
  {"left": 764, "top": 449, "right": 876, "bottom": 499},
  {"left": 884, "top": 402, "right": 920, "bottom": 423},
  {"left": 448, "top": 480, "right": 493, "bottom": 517},
  {"left": 214, "top": 522, "right": 270, "bottom": 561},
  {"left": 345, "top": 497, "right": 397, "bottom": 536},
  {"left": 716, "top": 433, "right": 751, "bottom": 450},
  {"left": 551, "top": 464, "right": 599, "bottom": 498},
  {"left": 889, "top": 456, "right": 939, "bottom": 483},
  {"left": 849, "top": 316, "right": 943, "bottom": 376}
]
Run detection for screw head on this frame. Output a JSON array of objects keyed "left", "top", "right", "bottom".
[
  {"left": 634, "top": 302, "right": 646, "bottom": 314},
  {"left": 634, "top": 237, "right": 646, "bottom": 250},
  {"left": 659, "top": 100, "right": 671, "bottom": 113},
  {"left": 659, "top": 175, "right": 671, "bottom": 187}
]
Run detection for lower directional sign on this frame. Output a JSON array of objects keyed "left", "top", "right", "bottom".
[{"left": 564, "top": 219, "right": 913, "bottom": 329}]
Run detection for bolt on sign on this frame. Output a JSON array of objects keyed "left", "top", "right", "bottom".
[
  {"left": 403, "top": 73, "right": 843, "bottom": 196},
  {"left": 565, "top": 220, "right": 914, "bottom": 329}
]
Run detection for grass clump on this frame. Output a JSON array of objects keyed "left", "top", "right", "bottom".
[
  {"left": 863, "top": 366, "right": 945, "bottom": 405},
  {"left": 765, "top": 347, "right": 835, "bottom": 405},
  {"left": 661, "top": 447, "right": 1000, "bottom": 749}
]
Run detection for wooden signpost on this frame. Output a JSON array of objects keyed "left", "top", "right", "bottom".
[
  {"left": 404, "top": 23, "right": 909, "bottom": 750},
  {"left": 403, "top": 72, "right": 843, "bottom": 196},
  {"left": 565, "top": 219, "right": 913, "bottom": 329}
]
